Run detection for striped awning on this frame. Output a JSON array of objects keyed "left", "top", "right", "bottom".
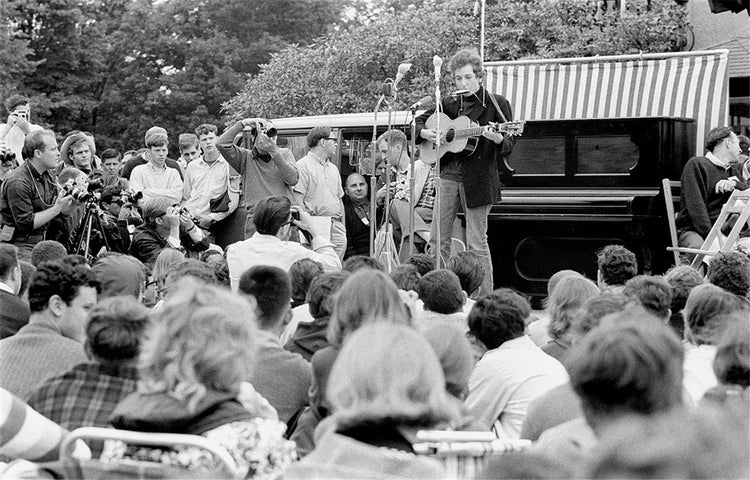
[{"left": 485, "top": 50, "right": 729, "bottom": 156}]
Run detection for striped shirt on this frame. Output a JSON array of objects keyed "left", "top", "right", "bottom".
[{"left": 0, "top": 387, "right": 66, "bottom": 462}]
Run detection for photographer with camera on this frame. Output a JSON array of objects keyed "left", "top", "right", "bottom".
[
  {"left": 0, "top": 130, "right": 76, "bottom": 260},
  {"left": 226, "top": 195, "right": 341, "bottom": 293},
  {"left": 0, "top": 95, "right": 42, "bottom": 167},
  {"left": 95, "top": 186, "right": 142, "bottom": 253},
  {"left": 216, "top": 118, "right": 298, "bottom": 239},
  {"left": 128, "top": 197, "right": 209, "bottom": 267}
]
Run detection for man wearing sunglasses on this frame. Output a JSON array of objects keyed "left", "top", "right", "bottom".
[
  {"left": 217, "top": 118, "right": 298, "bottom": 239},
  {"left": 293, "top": 126, "right": 346, "bottom": 258}
]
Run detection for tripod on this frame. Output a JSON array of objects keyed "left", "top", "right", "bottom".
[{"left": 72, "top": 202, "right": 111, "bottom": 262}]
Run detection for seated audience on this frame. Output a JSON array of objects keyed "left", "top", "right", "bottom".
[
  {"left": 0, "top": 243, "right": 30, "bottom": 339},
  {"left": 107, "top": 284, "right": 296, "bottom": 478},
  {"left": 154, "top": 259, "right": 219, "bottom": 310},
  {"left": 0, "top": 387, "right": 67, "bottom": 462},
  {"left": 707, "top": 250, "right": 750, "bottom": 299},
  {"left": 664, "top": 264, "right": 703, "bottom": 339},
  {"left": 149, "top": 248, "right": 185, "bottom": 304},
  {"left": 532, "top": 315, "right": 685, "bottom": 474},
  {"left": 239, "top": 265, "right": 311, "bottom": 425},
  {"left": 701, "top": 315, "right": 749, "bottom": 405},
  {"left": 406, "top": 252, "right": 435, "bottom": 276},
  {"left": 26, "top": 297, "right": 149, "bottom": 432},
  {"left": 621, "top": 274, "right": 673, "bottom": 322},
  {"left": 521, "top": 292, "right": 630, "bottom": 441},
  {"left": 541, "top": 275, "right": 599, "bottom": 362},
  {"left": 226, "top": 196, "right": 341, "bottom": 292},
  {"left": 526, "top": 269, "right": 583, "bottom": 347},
  {"left": 596, "top": 244, "right": 637, "bottom": 293},
  {"left": 279, "top": 258, "right": 324, "bottom": 345},
  {"left": 91, "top": 253, "right": 146, "bottom": 300},
  {"left": 447, "top": 251, "right": 485, "bottom": 314},
  {"left": 342, "top": 172, "right": 374, "bottom": 259},
  {"left": 17, "top": 260, "right": 34, "bottom": 303},
  {"left": 285, "top": 271, "right": 350, "bottom": 361},
  {"left": 341, "top": 254, "right": 385, "bottom": 273},
  {"left": 682, "top": 283, "right": 748, "bottom": 402},
  {"left": 390, "top": 264, "right": 421, "bottom": 292},
  {"left": 416, "top": 269, "right": 467, "bottom": 332},
  {"left": 285, "top": 323, "right": 457, "bottom": 478},
  {"left": 423, "top": 324, "right": 475, "bottom": 401},
  {"left": 0, "top": 261, "right": 99, "bottom": 399},
  {"left": 465, "top": 288, "right": 568, "bottom": 438},
  {"left": 29, "top": 240, "right": 67, "bottom": 267}
]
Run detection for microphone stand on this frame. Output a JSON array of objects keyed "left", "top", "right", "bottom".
[
  {"left": 434, "top": 78, "right": 443, "bottom": 269},
  {"left": 368, "top": 94, "right": 386, "bottom": 258},
  {"left": 408, "top": 106, "right": 418, "bottom": 259}
]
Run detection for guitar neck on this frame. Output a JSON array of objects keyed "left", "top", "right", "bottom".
[{"left": 453, "top": 126, "right": 487, "bottom": 139}]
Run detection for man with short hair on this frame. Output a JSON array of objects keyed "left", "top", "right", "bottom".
[
  {"left": 465, "top": 288, "right": 568, "bottom": 438},
  {"left": 120, "top": 130, "right": 184, "bottom": 181},
  {"left": 0, "top": 95, "right": 42, "bottom": 166},
  {"left": 226, "top": 195, "right": 341, "bottom": 292},
  {"left": 100, "top": 148, "right": 127, "bottom": 189},
  {"left": 0, "top": 243, "right": 30, "bottom": 339},
  {"left": 342, "top": 172, "right": 374, "bottom": 258},
  {"left": 128, "top": 198, "right": 209, "bottom": 267},
  {"left": 0, "top": 261, "right": 99, "bottom": 399},
  {"left": 416, "top": 48, "right": 516, "bottom": 294},
  {"left": 177, "top": 133, "right": 200, "bottom": 172},
  {"left": 676, "top": 126, "right": 748, "bottom": 251},
  {"left": 596, "top": 244, "right": 638, "bottom": 292},
  {"left": 98, "top": 185, "right": 141, "bottom": 253},
  {"left": 238, "top": 265, "right": 311, "bottom": 424},
  {"left": 376, "top": 129, "right": 434, "bottom": 259},
  {"left": 622, "top": 274, "right": 673, "bottom": 321},
  {"left": 447, "top": 251, "right": 484, "bottom": 315},
  {"left": 707, "top": 250, "right": 750, "bottom": 298},
  {"left": 30, "top": 240, "right": 67, "bottom": 267},
  {"left": 59, "top": 132, "right": 104, "bottom": 183},
  {"left": 294, "top": 126, "right": 346, "bottom": 258},
  {"left": 129, "top": 129, "right": 183, "bottom": 204},
  {"left": 216, "top": 118, "right": 298, "bottom": 238},
  {"left": 182, "top": 124, "right": 239, "bottom": 235},
  {"left": 0, "top": 130, "right": 76, "bottom": 260},
  {"left": 416, "top": 269, "right": 467, "bottom": 332},
  {"left": 26, "top": 297, "right": 148, "bottom": 431}
]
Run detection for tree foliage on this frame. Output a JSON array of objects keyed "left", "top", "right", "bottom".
[{"left": 226, "top": 0, "right": 689, "bottom": 120}]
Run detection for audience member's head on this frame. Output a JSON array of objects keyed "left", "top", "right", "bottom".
[
  {"left": 141, "top": 197, "right": 173, "bottom": 231},
  {"left": 0, "top": 243, "right": 21, "bottom": 294},
  {"left": 137, "top": 283, "right": 257, "bottom": 412},
  {"left": 596, "top": 245, "right": 637, "bottom": 288},
  {"left": 84, "top": 296, "right": 150, "bottom": 366},
  {"left": 684, "top": 283, "right": 748, "bottom": 346},
  {"left": 151, "top": 248, "right": 185, "bottom": 294},
  {"left": 328, "top": 269, "right": 411, "bottom": 346},
  {"left": 406, "top": 253, "right": 435, "bottom": 276},
  {"left": 91, "top": 254, "right": 146, "bottom": 300},
  {"left": 341, "top": 255, "right": 385, "bottom": 273},
  {"left": 210, "top": 257, "right": 230, "bottom": 287},
  {"left": 544, "top": 275, "right": 599, "bottom": 343},
  {"left": 28, "top": 261, "right": 100, "bottom": 342},
  {"left": 447, "top": 252, "right": 484, "bottom": 298},
  {"left": 546, "top": 269, "right": 583, "bottom": 296},
  {"left": 61, "top": 254, "right": 89, "bottom": 269},
  {"left": 423, "top": 324, "right": 474, "bottom": 400},
  {"left": 327, "top": 323, "right": 461, "bottom": 431},
  {"left": 18, "top": 260, "right": 35, "bottom": 300},
  {"left": 664, "top": 265, "right": 703, "bottom": 338},
  {"left": 307, "top": 272, "right": 350, "bottom": 320},
  {"left": 418, "top": 269, "right": 465, "bottom": 314},
  {"left": 30, "top": 240, "right": 67, "bottom": 267},
  {"left": 566, "top": 316, "right": 684, "bottom": 433},
  {"left": 288, "top": 258, "right": 323, "bottom": 306},
  {"left": 252, "top": 196, "right": 292, "bottom": 236},
  {"left": 586, "top": 404, "right": 749, "bottom": 479},
  {"left": 161, "top": 259, "right": 218, "bottom": 299},
  {"left": 569, "top": 292, "right": 629, "bottom": 344},
  {"left": 708, "top": 251, "right": 750, "bottom": 298},
  {"left": 468, "top": 288, "right": 531, "bottom": 350},
  {"left": 389, "top": 264, "right": 421, "bottom": 292},
  {"left": 622, "top": 275, "right": 673, "bottom": 321},
  {"left": 238, "top": 265, "right": 292, "bottom": 332},
  {"left": 712, "top": 315, "right": 750, "bottom": 389}
]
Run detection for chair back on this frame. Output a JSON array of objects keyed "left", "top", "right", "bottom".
[{"left": 662, "top": 178, "right": 681, "bottom": 265}]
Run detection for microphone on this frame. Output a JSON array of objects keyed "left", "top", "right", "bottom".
[
  {"left": 408, "top": 96, "right": 434, "bottom": 110},
  {"left": 433, "top": 56, "right": 443, "bottom": 83},
  {"left": 381, "top": 81, "right": 393, "bottom": 97},
  {"left": 394, "top": 63, "right": 412, "bottom": 89}
]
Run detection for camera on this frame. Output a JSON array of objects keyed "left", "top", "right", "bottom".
[
  {"left": 121, "top": 190, "right": 143, "bottom": 208},
  {"left": 61, "top": 180, "right": 98, "bottom": 203},
  {"left": 0, "top": 142, "right": 16, "bottom": 167}
]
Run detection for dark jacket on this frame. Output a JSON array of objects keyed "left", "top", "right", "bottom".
[
  {"left": 0, "top": 289, "right": 30, "bottom": 339},
  {"left": 415, "top": 86, "right": 515, "bottom": 208},
  {"left": 129, "top": 224, "right": 209, "bottom": 267},
  {"left": 284, "top": 316, "right": 329, "bottom": 362}
]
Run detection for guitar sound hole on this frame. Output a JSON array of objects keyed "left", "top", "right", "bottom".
[{"left": 445, "top": 129, "right": 455, "bottom": 143}]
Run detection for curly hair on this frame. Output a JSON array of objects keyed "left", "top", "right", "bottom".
[
  {"left": 597, "top": 245, "right": 638, "bottom": 287},
  {"left": 138, "top": 282, "right": 258, "bottom": 413},
  {"left": 468, "top": 288, "right": 530, "bottom": 350},
  {"left": 28, "top": 261, "right": 100, "bottom": 313},
  {"left": 707, "top": 251, "right": 750, "bottom": 299}
]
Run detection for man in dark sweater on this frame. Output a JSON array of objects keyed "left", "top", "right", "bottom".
[{"left": 676, "top": 126, "right": 747, "bottom": 251}]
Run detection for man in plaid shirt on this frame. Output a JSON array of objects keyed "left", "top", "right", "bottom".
[{"left": 26, "top": 297, "right": 149, "bottom": 430}]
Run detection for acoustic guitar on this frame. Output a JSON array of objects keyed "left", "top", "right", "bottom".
[{"left": 418, "top": 112, "right": 525, "bottom": 165}]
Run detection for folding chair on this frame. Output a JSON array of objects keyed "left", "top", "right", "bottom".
[
  {"left": 662, "top": 178, "right": 682, "bottom": 266},
  {"left": 668, "top": 188, "right": 750, "bottom": 268},
  {"left": 60, "top": 427, "right": 242, "bottom": 480}
]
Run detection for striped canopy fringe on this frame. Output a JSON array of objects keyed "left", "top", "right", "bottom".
[{"left": 485, "top": 50, "right": 729, "bottom": 156}]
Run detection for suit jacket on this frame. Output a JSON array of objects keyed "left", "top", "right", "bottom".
[{"left": 0, "top": 289, "right": 30, "bottom": 339}]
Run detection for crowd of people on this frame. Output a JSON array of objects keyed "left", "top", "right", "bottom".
[{"left": 0, "top": 47, "right": 749, "bottom": 479}]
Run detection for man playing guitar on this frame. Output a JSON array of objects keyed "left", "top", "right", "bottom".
[{"left": 416, "top": 48, "right": 515, "bottom": 295}]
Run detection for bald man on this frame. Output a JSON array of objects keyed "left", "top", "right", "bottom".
[{"left": 342, "top": 173, "right": 373, "bottom": 258}]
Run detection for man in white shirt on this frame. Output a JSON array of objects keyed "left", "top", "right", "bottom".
[
  {"left": 0, "top": 95, "right": 42, "bottom": 166},
  {"left": 226, "top": 195, "right": 341, "bottom": 293},
  {"left": 183, "top": 124, "right": 238, "bottom": 239},
  {"left": 129, "top": 129, "right": 183, "bottom": 204},
  {"left": 465, "top": 288, "right": 568, "bottom": 439},
  {"left": 294, "top": 126, "right": 346, "bottom": 259}
]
